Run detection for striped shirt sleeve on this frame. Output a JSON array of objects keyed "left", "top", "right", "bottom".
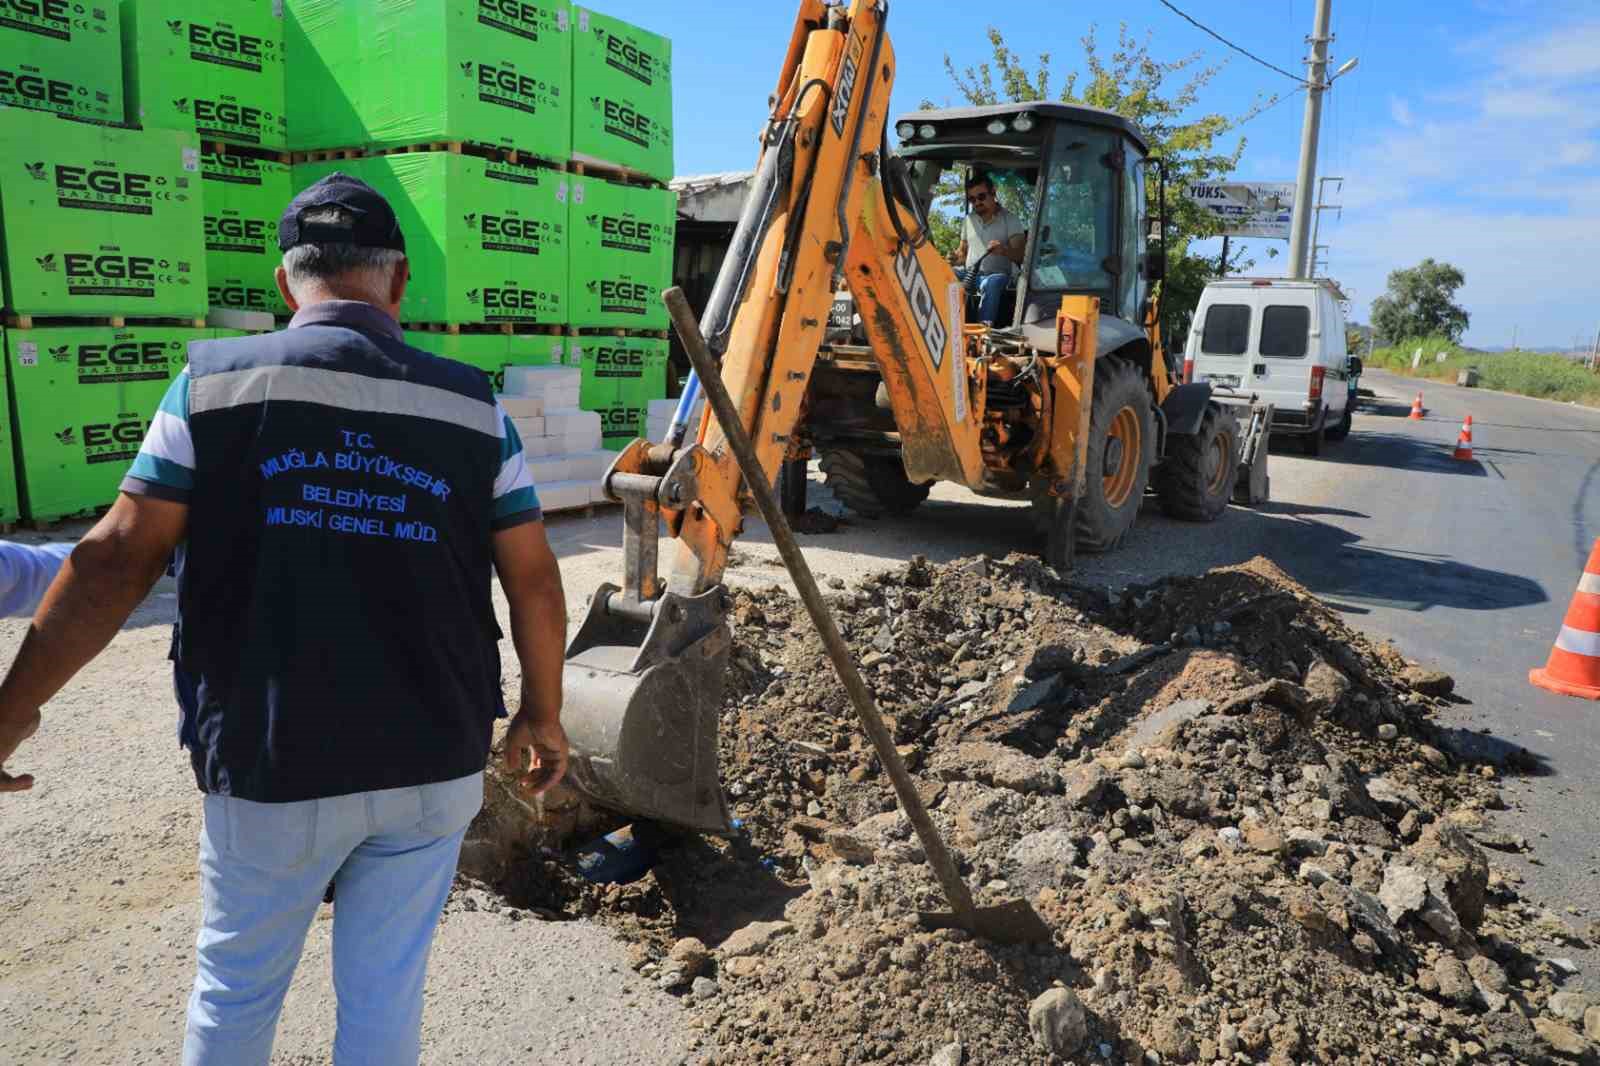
[
  {"left": 121, "top": 368, "right": 194, "bottom": 503},
  {"left": 492, "top": 399, "right": 541, "bottom": 530}
]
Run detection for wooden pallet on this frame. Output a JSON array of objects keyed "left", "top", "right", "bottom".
[
  {"left": 568, "top": 157, "right": 667, "bottom": 190},
  {"left": 4, "top": 314, "right": 207, "bottom": 331},
  {"left": 403, "top": 321, "right": 567, "bottom": 337},
  {"left": 567, "top": 327, "right": 671, "bottom": 340},
  {"left": 291, "top": 141, "right": 567, "bottom": 171},
  {"left": 200, "top": 140, "right": 292, "bottom": 164}
]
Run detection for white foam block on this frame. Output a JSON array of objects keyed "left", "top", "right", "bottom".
[
  {"left": 567, "top": 449, "right": 615, "bottom": 480},
  {"left": 503, "top": 365, "right": 580, "bottom": 397},
  {"left": 544, "top": 407, "right": 602, "bottom": 436},
  {"left": 538, "top": 479, "right": 592, "bottom": 513},
  {"left": 500, "top": 395, "right": 544, "bottom": 419},
  {"left": 510, "top": 415, "right": 545, "bottom": 439},
  {"left": 521, "top": 435, "right": 553, "bottom": 458},
  {"left": 530, "top": 455, "right": 571, "bottom": 483}
]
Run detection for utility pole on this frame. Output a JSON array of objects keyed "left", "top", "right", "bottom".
[
  {"left": 1219, "top": 234, "right": 1230, "bottom": 277},
  {"left": 1287, "top": 0, "right": 1333, "bottom": 279}
]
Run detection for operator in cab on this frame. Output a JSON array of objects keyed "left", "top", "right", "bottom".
[{"left": 950, "top": 171, "right": 1026, "bottom": 325}]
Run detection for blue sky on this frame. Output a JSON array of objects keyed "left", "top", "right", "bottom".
[{"left": 600, "top": 0, "right": 1599, "bottom": 350}]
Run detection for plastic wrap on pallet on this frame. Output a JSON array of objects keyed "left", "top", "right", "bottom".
[
  {"left": 0, "top": 4, "right": 122, "bottom": 123},
  {"left": 567, "top": 177, "right": 673, "bottom": 329},
  {"left": 0, "top": 325, "right": 17, "bottom": 524},
  {"left": 572, "top": 333, "right": 666, "bottom": 449},
  {"left": 285, "top": 0, "right": 571, "bottom": 162},
  {"left": 295, "top": 153, "right": 569, "bottom": 326},
  {"left": 570, "top": 6, "right": 672, "bottom": 182},
  {"left": 0, "top": 108, "right": 206, "bottom": 317},
  {"left": 202, "top": 149, "right": 292, "bottom": 317},
  {"left": 122, "top": 0, "right": 288, "bottom": 150},
  {"left": 4, "top": 324, "right": 194, "bottom": 523}
]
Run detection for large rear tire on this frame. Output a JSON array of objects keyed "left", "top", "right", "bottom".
[
  {"left": 1155, "top": 403, "right": 1240, "bottom": 522},
  {"left": 819, "top": 449, "right": 931, "bottom": 519},
  {"left": 1074, "top": 358, "right": 1156, "bottom": 553}
]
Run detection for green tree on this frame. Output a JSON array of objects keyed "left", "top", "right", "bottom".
[
  {"left": 935, "top": 24, "right": 1258, "bottom": 341},
  {"left": 1369, "top": 259, "right": 1470, "bottom": 344}
]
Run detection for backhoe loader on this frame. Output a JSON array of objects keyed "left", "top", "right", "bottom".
[{"left": 559, "top": 0, "right": 1268, "bottom": 833}]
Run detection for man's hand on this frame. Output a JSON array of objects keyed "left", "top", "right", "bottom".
[
  {"left": 987, "top": 238, "right": 1004, "bottom": 254},
  {"left": 0, "top": 707, "right": 41, "bottom": 793},
  {"left": 503, "top": 712, "right": 568, "bottom": 797}
]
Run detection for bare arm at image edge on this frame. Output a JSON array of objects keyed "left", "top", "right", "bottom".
[
  {"left": 494, "top": 518, "right": 569, "bottom": 797},
  {"left": 0, "top": 494, "right": 188, "bottom": 792},
  {"left": 0, "top": 542, "right": 74, "bottom": 619}
]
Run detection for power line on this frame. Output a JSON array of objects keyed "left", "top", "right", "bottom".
[
  {"left": 1235, "top": 84, "right": 1307, "bottom": 128},
  {"left": 1156, "top": 0, "right": 1308, "bottom": 85}
]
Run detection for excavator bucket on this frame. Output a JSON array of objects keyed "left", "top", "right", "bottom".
[{"left": 561, "top": 584, "right": 734, "bottom": 836}]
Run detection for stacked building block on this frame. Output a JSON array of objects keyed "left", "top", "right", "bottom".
[
  {"left": 646, "top": 396, "right": 703, "bottom": 444},
  {"left": 285, "top": 0, "right": 572, "bottom": 165},
  {"left": 572, "top": 333, "right": 667, "bottom": 450},
  {"left": 202, "top": 148, "right": 293, "bottom": 317},
  {"left": 571, "top": 6, "right": 672, "bottom": 183},
  {"left": 499, "top": 365, "right": 613, "bottom": 513},
  {"left": 567, "top": 176, "right": 673, "bottom": 330},
  {"left": 0, "top": 327, "right": 16, "bottom": 524},
  {"left": 0, "top": 2, "right": 123, "bottom": 123},
  {"left": 121, "top": 0, "right": 289, "bottom": 150}
]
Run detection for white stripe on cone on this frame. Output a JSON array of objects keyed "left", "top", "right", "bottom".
[
  {"left": 1554, "top": 624, "right": 1600, "bottom": 658},
  {"left": 1579, "top": 573, "right": 1600, "bottom": 596}
]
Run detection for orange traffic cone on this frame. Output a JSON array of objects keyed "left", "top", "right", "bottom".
[
  {"left": 1452, "top": 415, "right": 1474, "bottom": 460},
  {"left": 1531, "top": 539, "right": 1600, "bottom": 699},
  {"left": 1407, "top": 393, "right": 1425, "bottom": 420}
]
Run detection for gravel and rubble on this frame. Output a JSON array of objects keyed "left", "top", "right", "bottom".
[{"left": 470, "top": 553, "right": 1596, "bottom": 1065}]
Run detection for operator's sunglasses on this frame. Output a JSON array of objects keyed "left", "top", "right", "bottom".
[{"left": 967, "top": 191, "right": 992, "bottom": 205}]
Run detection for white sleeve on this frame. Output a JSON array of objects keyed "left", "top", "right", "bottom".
[{"left": 0, "top": 542, "right": 73, "bottom": 618}]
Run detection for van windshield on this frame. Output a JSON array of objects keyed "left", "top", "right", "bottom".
[
  {"left": 1261, "top": 305, "right": 1310, "bottom": 358},
  {"left": 1200, "top": 304, "right": 1250, "bottom": 355}
]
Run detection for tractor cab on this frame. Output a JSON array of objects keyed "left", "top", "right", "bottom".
[{"left": 892, "top": 102, "right": 1157, "bottom": 339}]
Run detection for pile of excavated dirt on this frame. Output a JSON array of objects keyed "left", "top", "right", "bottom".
[{"left": 469, "top": 554, "right": 1598, "bottom": 1066}]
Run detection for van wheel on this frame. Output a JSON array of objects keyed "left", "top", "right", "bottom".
[
  {"left": 1324, "top": 406, "right": 1353, "bottom": 442},
  {"left": 1073, "top": 358, "right": 1155, "bottom": 552},
  {"left": 1155, "top": 404, "right": 1240, "bottom": 522}
]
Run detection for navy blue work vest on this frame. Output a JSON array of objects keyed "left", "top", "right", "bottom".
[{"left": 174, "top": 316, "right": 506, "bottom": 802}]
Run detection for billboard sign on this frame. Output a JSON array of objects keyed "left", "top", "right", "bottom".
[{"left": 1185, "top": 181, "right": 1296, "bottom": 239}]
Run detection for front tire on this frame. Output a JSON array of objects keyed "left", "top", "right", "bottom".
[
  {"left": 819, "top": 449, "right": 931, "bottom": 518},
  {"left": 1074, "top": 358, "right": 1156, "bottom": 552},
  {"left": 1155, "top": 403, "right": 1240, "bottom": 522}
]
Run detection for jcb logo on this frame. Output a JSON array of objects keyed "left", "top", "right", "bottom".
[
  {"left": 79, "top": 342, "right": 169, "bottom": 368},
  {"left": 193, "top": 98, "right": 264, "bottom": 130},
  {"left": 831, "top": 35, "right": 862, "bottom": 138},
  {"left": 478, "top": 64, "right": 538, "bottom": 97},
  {"left": 894, "top": 245, "right": 946, "bottom": 370},
  {"left": 0, "top": 69, "right": 74, "bottom": 106},
  {"left": 208, "top": 284, "right": 269, "bottom": 310},
  {"left": 204, "top": 215, "right": 271, "bottom": 241},
  {"left": 65, "top": 253, "right": 156, "bottom": 281},
  {"left": 56, "top": 165, "right": 153, "bottom": 199},
  {"left": 189, "top": 23, "right": 266, "bottom": 59}
]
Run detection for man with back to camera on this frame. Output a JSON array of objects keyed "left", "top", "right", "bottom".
[
  {"left": 951, "top": 171, "right": 1027, "bottom": 325},
  {"left": 0, "top": 173, "right": 570, "bottom": 1065}
]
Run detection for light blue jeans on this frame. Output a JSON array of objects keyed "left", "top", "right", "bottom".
[
  {"left": 183, "top": 772, "right": 484, "bottom": 1066},
  {"left": 957, "top": 268, "right": 1009, "bottom": 324}
]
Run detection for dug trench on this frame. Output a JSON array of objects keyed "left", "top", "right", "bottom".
[{"left": 455, "top": 553, "right": 1599, "bottom": 1065}]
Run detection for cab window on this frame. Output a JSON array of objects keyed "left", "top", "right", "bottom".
[
  {"left": 1200, "top": 304, "right": 1250, "bottom": 355},
  {"left": 1260, "top": 305, "right": 1310, "bottom": 358}
]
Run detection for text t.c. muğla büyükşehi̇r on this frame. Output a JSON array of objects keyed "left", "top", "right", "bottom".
[{"left": 258, "top": 429, "right": 449, "bottom": 543}]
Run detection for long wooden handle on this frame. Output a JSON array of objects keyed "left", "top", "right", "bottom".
[{"left": 663, "top": 287, "right": 978, "bottom": 928}]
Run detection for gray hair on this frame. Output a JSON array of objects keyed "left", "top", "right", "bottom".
[{"left": 280, "top": 206, "right": 404, "bottom": 301}]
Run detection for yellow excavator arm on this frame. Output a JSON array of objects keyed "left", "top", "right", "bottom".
[{"left": 557, "top": 0, "right": 1097, "bottom": 833}]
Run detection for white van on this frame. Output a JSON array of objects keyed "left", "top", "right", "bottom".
[{"left": 1185, "top": 278, "right": 1356, "bottom": 456}]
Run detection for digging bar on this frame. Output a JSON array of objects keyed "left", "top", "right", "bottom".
[{"left": 664, "top": 287, "right": 1051, "bottom": 946}]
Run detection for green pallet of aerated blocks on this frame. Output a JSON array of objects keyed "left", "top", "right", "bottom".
[
  {"left": 571, "top": 6, "right": 671, "bottom": 183},
  {"left": 0, "top": 107, "right": 206, "bottom": 317},
  {"left": 202, "top": 149, "right": 291, "bottom": 316},
  {"left": 295, "top": 153, "right": 568, "bottom": 327},
  {"left": 0, "top": 1, "right": 123, "bottom": 124},
  {"left": 0, "top": 326, "right": 17, "bottom": 524},
  {"left": 567, "top": 175, "right": 672, "bottom": 329},
  {"left": 5, "top": 324, "right": 195, "bottom": 522},
  {"left": 285, "top": 0, "right": 571, "bottom": 163},
  {"left": 122, "top": 0, "right": 288, "bottom": 150},
  {"left": 573, "top": 333, "right": 665, "bottom": 450}
]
